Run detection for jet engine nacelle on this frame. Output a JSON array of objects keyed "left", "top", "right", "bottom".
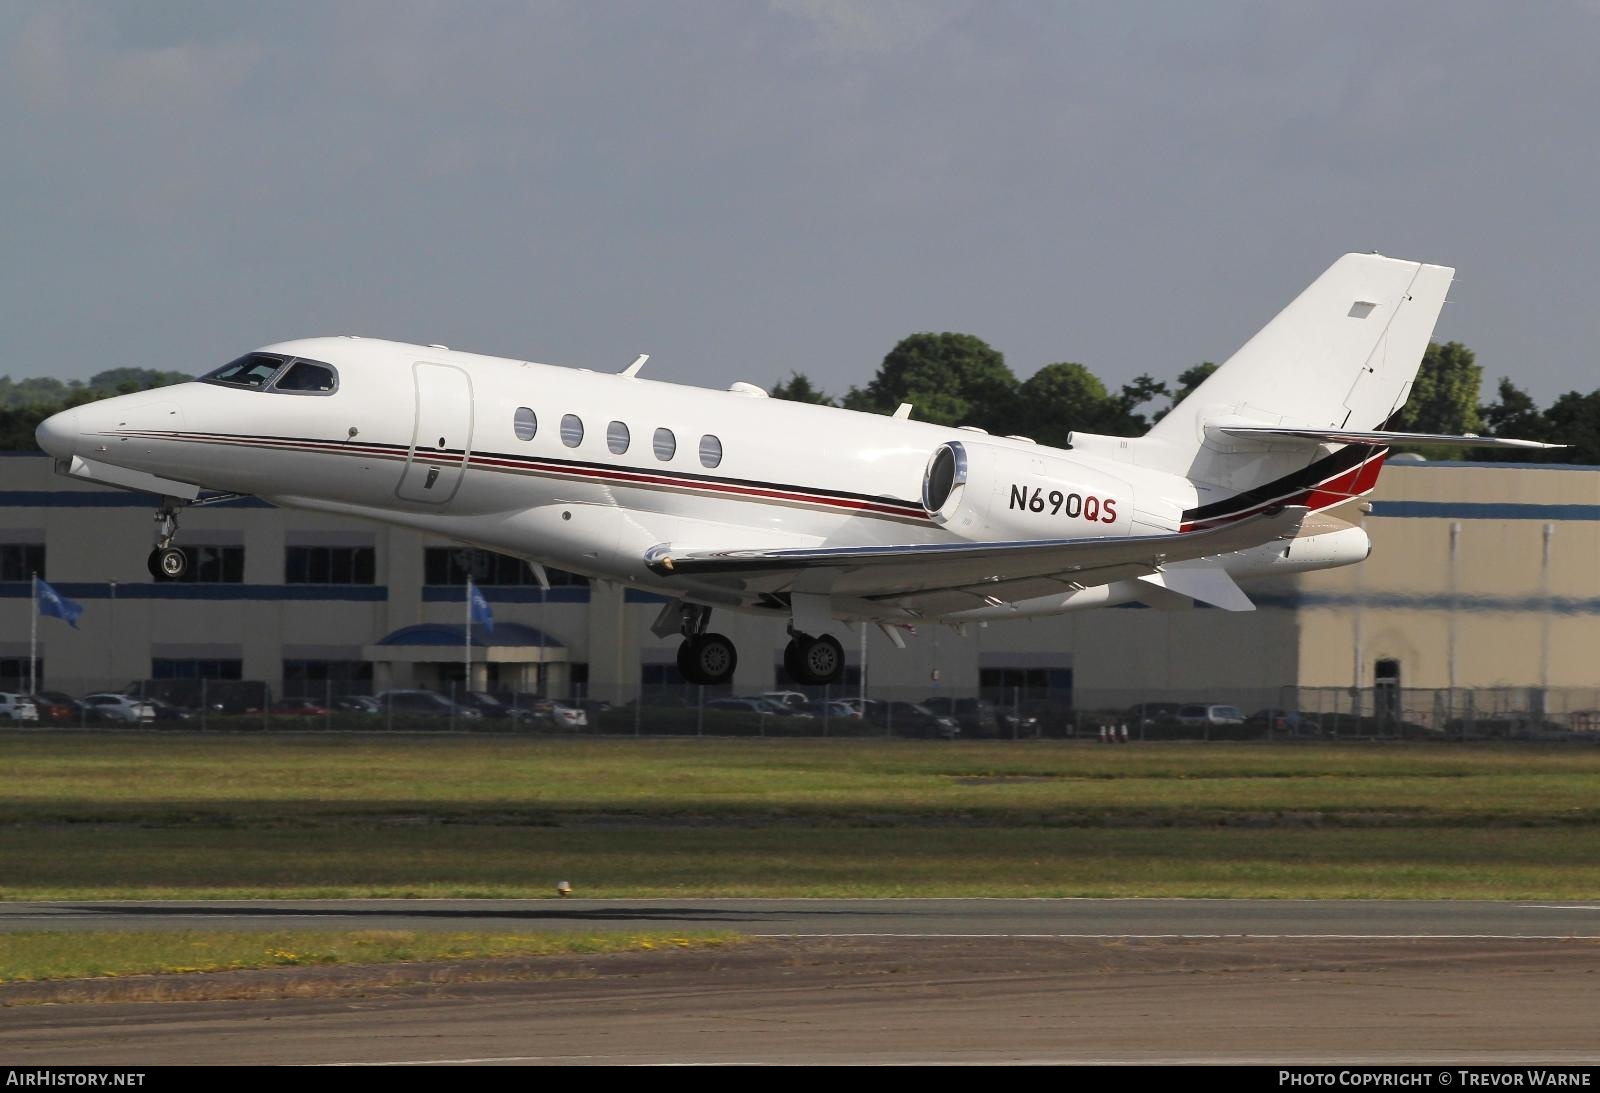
[{"left": 921, "top": 440, "right": 1135, "bottom": 541}]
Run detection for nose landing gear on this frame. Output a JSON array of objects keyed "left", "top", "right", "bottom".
[{"left": 146, "top": 499, "right": 188, "bottom": 580}]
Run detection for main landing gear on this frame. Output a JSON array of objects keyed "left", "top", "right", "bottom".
[
  {"left": 666, "top": 605, "right": 848, "bottom": 688},
  {"left": 784, "top": 631, "right": 845, "bottom": 686},
  {"left": 673, "top": 605, "right": 738, "bottom": 686},
  {"left": 146, "top": 498, "right": 188, "bottom": 580}
]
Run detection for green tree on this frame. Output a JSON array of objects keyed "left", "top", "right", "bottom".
[
  {"left": 87, "top": 367, "right": 193, "bottom": 396},
  {"left": 843, "top": 332, "right": 1017, "bottom": 431},
  {"left": 1159, "top": 362, "right": 1218, "bottom": 419},
  {"left": 1393, "top": 341, "right": 1484, "bottom": 434},
  {"left": 769, "top": 372, "right": 836, "bottom": 406},
  {"left": 1543, "top": 390, "right": 1600, "bottom": 464},
  {"left": 1016, "top": 362, "right": 1112, "bottom": 445}
]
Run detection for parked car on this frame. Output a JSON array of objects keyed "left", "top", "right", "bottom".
[
  {"left": 921, "top": 697, "right": 1039, "bottom": 738},
  {"left": 706, "top": 697, "right": 786, "bottom": 716},
  {"left": 525, "top": 698, "right": 588, "bottom": 729},
  {"left": 761, "top": 691, "right": 811, "bottom": 711},
  {"left": 146, "top": 699, "right": 197, "bottom": 723},
  {"left": 30, "top": 691, "right": 83, "bottom": 723},
  {"left": 0, "top": 693, "right": 39, "bottom": 722},
  {"left": 801, "top": 699, "right": 859, "bottom": 720},
  {"left": 332, "top": 695, "right": 380, "bottom": 715},
  {"left": 374, "top": 690, "right": 482, "bottom": 719},
  {"left": 867, "top": 701, "right": 959, "bottom": 739},
  {"left": 737, "top": 696, "right": 812, "bottom": 718},
  {"left": 1177, "top": 704, "right": 1246, "bottom": 727},
  {"left": 81, "top": 693, "right": 154, "bottom": 723},
  {"left": 1124, "top": 702, "right": 1185, "bottom": 732},
  {"left": 1246, "top": 708, "right": 1319, "bottom": 736},
  {"left": 271, "top": 698, "right": 328, "bottom": 717}
]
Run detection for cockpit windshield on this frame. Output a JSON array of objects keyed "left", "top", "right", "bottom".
[
  {"left": 202, "top": 353, "right": 289, "bottom": 389},
  {"left": 200, "top": 353, "right": 339, "bottom": 396}
]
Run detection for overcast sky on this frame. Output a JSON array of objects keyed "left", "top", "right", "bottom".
[{"left": 3, "top": 2, "right": 1597, "bottom": 405}]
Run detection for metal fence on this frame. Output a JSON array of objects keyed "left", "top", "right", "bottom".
[{"left": 5, "top": 677, "right": 1600, "bottom": 742}]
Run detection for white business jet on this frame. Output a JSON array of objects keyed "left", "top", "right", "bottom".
[{"left": 35, "top": 253, "right": 1554, "bottom": 686}]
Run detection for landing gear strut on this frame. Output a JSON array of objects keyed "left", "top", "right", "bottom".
[
  {"left": 784, "top": 632, "right": 845, "bottom": 686},
  {"left": 673, "top": 605, "right": 738, "bottom": 686},
  {"left": 146, "top": 498, "right": 188, "bottom": 580}
]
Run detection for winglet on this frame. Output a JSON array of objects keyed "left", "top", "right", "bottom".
[{"left": 621, "top": 353, "right": 650, "bottom": 378}]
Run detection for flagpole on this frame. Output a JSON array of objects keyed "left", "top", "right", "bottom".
[{"left": 29, "top": 573, "right": 38, "bottom": 696}]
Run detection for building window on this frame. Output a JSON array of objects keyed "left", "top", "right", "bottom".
[
  {"left": 560, "top": 414, "right": 584, "bottom": 447},
  {"left": 0, "top": 657, "right": 39, "bottom": 689},
  {"left": 170, "top": 546, "right": 245, "bottom": 584},
  {"left": 0, "top": 544, "right": 45, "bottom": 581},
  {"left": 607, "top": 420, "right": 630, "bottom": 454},
  {"left": 698, "top": 434, "right": 723, "bottom": 469},
  {"left": 152, "top": 658, "right": 243, "bottom": 680},
  {"left": 653, "top": 427, "right": 676, "bottom": 461},
  {"left": 979, "top": 667, "right": 1072, "bottom": 701},
  {"left": 283, "top": 659, "right": 373, "bottom": 696},
  {"left": 513, "top": 407, "right": 537, "bottom": 441},
  {"left": 285, "top": 546, "right": 376, "bottom": 584},
  {"left": 423, "top": 547, "right": 589, "bottom": 587}
]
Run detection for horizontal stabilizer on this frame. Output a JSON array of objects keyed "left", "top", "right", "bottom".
[
  {"left": 1138, "top": 564, "right": 1255, "bottom": 612},
  {"left": 1216, "top": 425, "right": 1563, "bottom": 450}
]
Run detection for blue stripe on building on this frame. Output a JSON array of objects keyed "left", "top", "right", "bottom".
[{"left": 0, "top": 582, "right": 386, "bottom": 601}]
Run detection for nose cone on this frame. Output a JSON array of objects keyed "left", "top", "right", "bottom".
[{"left": 35, "top": 406, "right": 82, "bottom": 459}]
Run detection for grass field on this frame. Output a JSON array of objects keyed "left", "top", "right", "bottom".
[
  {"left": 5, "top": 731, "right": 1600, "bottom": 900},
  {"left": 0, "top": 930, "right": 738, "bottom": 984}
]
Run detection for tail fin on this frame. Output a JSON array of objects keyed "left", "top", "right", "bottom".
[{"left": 1135, "top": 253, "right": 1453, "bottom": 513}]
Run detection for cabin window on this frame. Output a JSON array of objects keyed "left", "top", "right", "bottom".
[
  {"left": 201, "top": 353, "right": 288, "bottom": 390},
  {"left": 698, "top": 434, "right": 723, "bottom": 469},
  {"left": 270, "top": 359, "right": 338, "bottom": 394},
  {"left": 513, "top": 407, "right": 537, "bottom": 441},
  {"left": 653, "top": 427, "right": 676, "bottom": 461},
  {"left": 607, "top": 421, "right": 630, "bottom": 455},
  {"left": 560, "top": 414, "right": 584, "bottom": 448}
]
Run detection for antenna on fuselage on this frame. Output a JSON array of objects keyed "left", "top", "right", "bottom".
[{"left": 621, "top": 353, "right": 649, "bottom": 378}]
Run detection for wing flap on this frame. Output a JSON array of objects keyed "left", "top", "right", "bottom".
[{"left": 644, "top": 506, "right": 1306, "bottom": 603}]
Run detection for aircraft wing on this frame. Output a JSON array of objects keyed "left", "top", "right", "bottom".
[{"left": 644, "top": 506, "right": 1305, "bottom": 609}]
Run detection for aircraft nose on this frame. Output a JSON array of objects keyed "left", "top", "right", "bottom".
[{"left": 35, "top": 406, "right": 82, "bottom": 460}]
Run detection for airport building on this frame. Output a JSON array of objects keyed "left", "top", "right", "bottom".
[{"left": 2, "top": 451, "right": 1597, "bottom": 721}]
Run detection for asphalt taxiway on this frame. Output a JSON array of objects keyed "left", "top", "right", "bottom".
[
  {"left": 5, "top": 900, "right": 1600, "bottom": 1065},
  {"left": 3, "top": 896, "right": 1599, "bottom": 937}
]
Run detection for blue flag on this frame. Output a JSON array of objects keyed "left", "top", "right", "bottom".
[
  {"left": 37, "top": 578, "right": 83, "bottom": 629},
  {"left": 469, "top": 582, "right": 494, "bottom": 636}
]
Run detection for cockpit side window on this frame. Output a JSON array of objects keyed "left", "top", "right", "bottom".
[
  {"left": 270, "top": 359, "right": 339, "bottom": 395},
  {"left": 201, "top": 353, "right": 289, "bottom": 389}
]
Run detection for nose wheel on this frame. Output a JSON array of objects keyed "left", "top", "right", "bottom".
[
  {"left": 784, "top": 633, "right": 845, "bottom": 686},
  {"left": 147, "top": 546, "right": 189, "bottom": 580}
]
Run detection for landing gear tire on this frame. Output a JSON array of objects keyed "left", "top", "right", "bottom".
[
  {"left": 677, "top": 633, "right": 737, "bottom": 686},
  {"left": 150, "top": 546, "right": 188, "bottom": 580},
  {"left": 785, "top": 633, "right": 845, "bottom": 686}
]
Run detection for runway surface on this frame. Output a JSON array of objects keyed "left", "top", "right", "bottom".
[
  {"left": 6, "top": 900, "right": 1600, "bottom": 1065},
  {"left": 4, "top": 896, "right": 1600, "bottom": 937}
]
